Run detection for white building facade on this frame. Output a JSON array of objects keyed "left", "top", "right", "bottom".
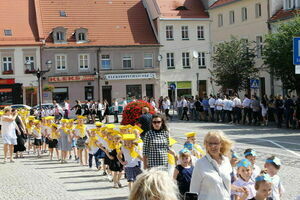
[{"left": 143, "top": 0, "right": 212, "bottom": 100}]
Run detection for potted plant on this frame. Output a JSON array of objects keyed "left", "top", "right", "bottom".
[
  {"left": 2, "top": 70, "right": 13, "bottom": 75},
  {"left": 26, "top": 87, "right": 35, "bottom": 93},
  {"left": 43, "top": 85, "right": 54, "bottom": 92},
  {"left": 25, "top": 69, "right": 36, "bottom": 74}
]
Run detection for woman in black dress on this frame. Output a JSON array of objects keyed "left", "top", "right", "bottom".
[
  {"left": 13, "top": 109, "right": 26, "bottom": 158},
  {"left": 71, "top": 100, "right": 82, "bottom": 116},
  {"left": 103, "top": 99, "right": 110, "bottom": 123}
]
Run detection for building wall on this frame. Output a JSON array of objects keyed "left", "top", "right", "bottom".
[
  {"left": 158, "top": 19, "right": 212, "bottom": 98},
  {"left": 209, "top": 0, "right": 282, "bottom": 97},
  {"left": 0, "top": 46, "right": 40, "bottom": 105}
]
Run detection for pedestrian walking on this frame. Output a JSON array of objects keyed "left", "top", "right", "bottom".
[
  {"left": 58, "top": 119, "right": 72, "bottom": 163},
  {"left": 181, "top": 97, "right": 189, "bottom": 121},
  {"left": 163, "top": 97, "right": 172, "bottom": 120},
  {"left": 243, "top": 94, "right": 252, "bottom": 125},
  {"left": 275, "top": 95, "right": 284, "bottom": 128}
]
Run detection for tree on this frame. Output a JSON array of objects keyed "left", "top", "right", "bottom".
[
  {"left": 263, "top": 16, "right": 300, "bottom": 95},
  {"left": 212, "top": 37, "right": 258, "bottom": 93}
]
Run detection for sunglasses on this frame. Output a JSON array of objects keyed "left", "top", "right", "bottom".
[{"left": 152, "top": 121, "right": 162, "bottom": 124}]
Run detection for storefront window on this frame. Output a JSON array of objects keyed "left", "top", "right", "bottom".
[
  {"left": 146, "top": 84, "right": 154, "bottom": 98},
  {"left": 0, "top": 88, "right": 13, "bottom": 105},
  {"left": 53, "top": 87, "right": 69, "bottom": 103},
  {"left": 126, "top": 85, "right": 142, "bottom": 100}
]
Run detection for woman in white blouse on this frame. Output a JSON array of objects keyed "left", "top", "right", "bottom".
[{"left": 190, "top": 131, "right": 233, "bottom": 200}]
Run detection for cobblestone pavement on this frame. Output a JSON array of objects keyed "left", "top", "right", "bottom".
[{"left": 1, "top": 118, "right": 300, "bottom": 200}]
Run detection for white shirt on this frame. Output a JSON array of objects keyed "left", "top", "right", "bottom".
[
  {"left": 209, "top": 98, "right": 216, "bottom": 108},
  {"left": 190, "top": 154, "right": 232, "bottom": 200},
  {"left": 270, "top": 175, "right": 284, "bottom": 200},
  {"left": 150, "top": 101, "right": 156, "bottom": 108},
  {"left": 182, "top": 99, "right": 188, "bottom": 108},
  {"left": 63, "top": 102, "right": 69, "bottom": 111},
  {"left": 252, "top": 164, "right": 261, "bottom": 180},
  {"left": 121, "top": 146, "right": 141, "bottom": 168},
  {"left": 242, "top": 98, "right": 251, "bottom": 108},
  {"left": 162, "top": 100, "right": 170, "bottom": 110},
  {"left": 215, "top": 98, "right": 224, "bottom": 110},
  {"left": 233, "top": 97, "right": 242, "bottom": 108},
  {"left": 122, "top": 100, "right": 127, "bottom": 108},
  {"left": 232, "top": 178, "right": 256, "bottom": 199},
  {"left": 113, "top": 102, "right": 119, "bottom": 111}
]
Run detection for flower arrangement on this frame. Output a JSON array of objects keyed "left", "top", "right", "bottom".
[
  {"left": 121, "top": 100, "right": 156, "bottom": 125},
  {"left": 26, "top": 87, "right": 35, "bottom": 93},
  {"left": 25, "top": 69, "right": 36, "bottom": 74},
  {"left": 43, "top": 84, "right": 54, "bottom": 92},
  {"left": 2, "top": 70, "right": 13, "bottom": 75}
]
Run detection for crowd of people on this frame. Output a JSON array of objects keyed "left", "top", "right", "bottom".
[
  {"left": 157, "top": 94, "right": 300, "bottom": 129},
  {"left": 0, "top": 102, "right": 291, "bottom": 200}
]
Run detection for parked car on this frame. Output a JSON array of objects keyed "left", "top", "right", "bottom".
[
  {"left": 11, "top": 104, "right": 32, "bottom": 110},
  {"left": 31, "top": 103, "right": 64, "bottom": 116}
]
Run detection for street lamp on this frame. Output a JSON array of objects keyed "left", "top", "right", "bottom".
[{"left": 33, "top": 60, "right": 52, "bottom": 119}]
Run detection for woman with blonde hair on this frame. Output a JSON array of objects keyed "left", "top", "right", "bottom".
[
  {"left": 1, "top": 106, "right": 18, "bottom": 163},
  {"left": 190, "top": 130, "right": 233, "bottom": 200},
  {"left": 129, "top": 168, "right": 179, "bottom": 200}
]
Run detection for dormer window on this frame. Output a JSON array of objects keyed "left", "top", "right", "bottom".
[
  {"left": 52, "top": 27, "right": 67, "bottom": 44},
  {"left": 75, "top": 28, "right": 88, "bottom": 43},
  {"left": 56, "top": 31, "right": 64, "bottom": 41},
  {"left": 4, "top": 29, "right": 12, "bottom": 36}
]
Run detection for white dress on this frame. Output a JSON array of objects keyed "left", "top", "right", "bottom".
[{"left": 1, "top": 116, "right": 17, "bottom": 145}]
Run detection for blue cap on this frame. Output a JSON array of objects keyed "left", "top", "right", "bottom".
[
  {"left": 244, "top": 150, "right": 257, "bottom": 157},
  {"left": 266, "top": 157, "right": 281, "bottom": 166},
  {"left": 232, "top": 151, "right": 239, "bottom": 159},
  {"left": 237, "top": 159, "right": 252, "bottom": 168},
  {"left": 179, "top": 148, "right": 190, "bottom": 155},
  {"left": 184, "top": 143, "right": 194, "bottom": 151},
  {"left": 255, "top": 174, "right": 272, "bottom": 182}
]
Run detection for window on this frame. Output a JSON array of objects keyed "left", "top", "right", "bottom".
[
  {"left": 2, "top": 57, "right": 13, "bottom": 73},
  {"left": 242, "top": 7, "right": 247, "bottom": 21},
  {"left": 55, "top": 55, "right": 66, "bottom": 70},
  {"left": 25, "top": 56, "right": 35, "bottom": 72},
  {"left": 167, "top": 53, "right": 174, "bottom": 68},
  {"left": 59, "top": 10, "right": 67, "bottom": 17},
  {"left": 166, "top": 26, "right": 174, "bottom": 40},
  {"left": 123, "top": 56, "right": 132, "bottom": 68},
  {"left": 256, "top": 36, "right": 263, "bottom": 58},
  {"left": 229, "top": 11, "right": 235, "bottom": 24},
  {"left": 144, "top": 53, "right": 153, "bottom": 68},
  {"left": 182, "top": 52, "right": 190, "bottom": 68},
  {"left": 56, "top": 31, "right": 64, "bottom": 41},
  {"left": 242, "top": 38, "right": 249, "bottom": 53},
  {"left": 181, "top": 26, "right": 189, "bottom": 40},
  {"left": 285, "top": 0, "right": 294, "bottom": 9},
  {"left": 218, "top": 14, "right": 223, "bottom": 27},
  {"left": 101, "top": 55, "right": 111, "bottom": 69},
  {"left": 296, "top": 0, "right": 300, "bottom": 8},
  {"left": 197, "top": 26, "right": 205, "bottom": 40},
  {"left": 198, "top": 52, "right": 206, "bottom": 68},
  {"left": 78, "top": 33, "right": 85, "bottom": 41},
  {"left": 4, "top": 30, "right": 12, "bottom": 36},
  {"left": 79, "top": 54, "right": 89, "bottom": 70},
  {"left": 255, "top": 3, "right": 262, "bottom": 17}
]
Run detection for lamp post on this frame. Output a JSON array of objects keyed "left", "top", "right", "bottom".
[{"left": 32, "top": 60, "right": 52, "bottom": 119}]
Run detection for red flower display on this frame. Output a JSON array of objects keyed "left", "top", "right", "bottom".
[{"left": 121, "top": 100, "right": 156, "bottom": 125}]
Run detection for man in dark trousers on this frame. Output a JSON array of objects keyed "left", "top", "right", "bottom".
[{"left": 137, "top": 107, "right": 152, "bottom": 141}]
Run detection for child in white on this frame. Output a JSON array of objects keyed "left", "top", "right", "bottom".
[
  {"left": 264, "top": 156, "right": 284, "bottom": 200},
  {"left": 232, "top": 158, "right": 256, "bottom": 200},
  {"left": 244, "top": 149, "right": 261, "bottom": 179}
]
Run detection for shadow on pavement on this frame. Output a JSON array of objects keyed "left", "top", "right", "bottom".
[
  {"left": 35, "top": 165, "right": 82, "bottom": 169},
  {"left": 55, "top": 169, "right": 94, "bottom": 173},
  {"left": 67, "top": 186, "right": 112, "bottom": 192},
  {"left": 59, "top": 174, "right": 97, "bottom": 179},
  {"left": 63, "top": 179, "right": 108, "bottom": 184}
]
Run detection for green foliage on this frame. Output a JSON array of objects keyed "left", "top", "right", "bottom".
[
  {"left": 212, "top": 37, "right": 258, "bottom": 92},
  {"left": 263, "top": 16, "right": 300, "bottom": 95}
]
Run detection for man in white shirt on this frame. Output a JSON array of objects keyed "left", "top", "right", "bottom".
[
  {"left": 208, "top": 94, "right": 216, "bottom": 122},
  {"left": 112, "top": 98, "right": 119, "bottom": 123},
  {"left": 181, "top": 97, "right": 189, "bottom": 121},
  {"left": 242, "top": 94, "right": 252, "bottom": 125},
  {"left": 232, "top": 94, "right": 242, "bottom": 124},
  {"left": 176, "top": 97, "right": 183, "bottom": 119},
  {"left": 63, "top": 100, "right": 70, "bottom": 119},
  {"left": 215, "top": 95, "right": 224, "bottom": 122},
  {"left": 223, "top": 95, "right": 233, "bottom": 123}
]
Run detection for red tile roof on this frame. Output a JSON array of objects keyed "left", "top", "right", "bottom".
[
  {"left": 155, "top": 0, "right": 208, "bottom": 18},
  {"left": 35, "top": 0, "right": 158, "bottom": 47},
  {"left": 210, "top": 0, "right": 238, "bottom": 9},
  {"left": 0, "top": 0, "right": 41, "bottom": 46},
  {"left": 269, "top": 8, "right": 300, "bottom": 22}
]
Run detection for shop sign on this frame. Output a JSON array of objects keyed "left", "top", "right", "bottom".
[
  {"left": 0, "top": 88, "right": 12, "bottom": 93},
  {"left": 0, "top": 79, "right": 15, "bottom": 85},
  {"left": 177, "top": 81, "right": 192, "bottom": 89},
  {"left": 104, "top": 73, "right": 156, "bottom": 80},
  {"left": 49, "top": 75, "right": 95, "bottom": 83}
]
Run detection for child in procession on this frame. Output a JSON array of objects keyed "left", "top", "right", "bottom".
[
  {"left": 58, "top": 119, "right": 73, "bottom": 163},
  {"left": 249, "top": 174, "right": 273, "bottom": 200},
  {"left": 185, "top": 132, "right": 205, "bottom": 158},
  {"left": 232, "top": 158, "right": 256, "bottom": 200},
  {"left": 173, "top": 148, "right": 194, "bottom": 199},
  {"left": 86, "top": 129, "right": 101, "bottom": 169},
  {"left": 264, "top": 156, "right": 284, "bottom": 200},
  {"left": 244, "top": 149, "right": 261, "bottom": 179},
  {"left": 67, "top": 119, "right": 77, "bottom": 160},
  {"left": 117, "top": 134, "right": 143, "bottom": 190},
  {"left": 74, "top": 116, "right": 89, "bottom": 165},
  {"left": 32, "top": 120, "right": 42, "bottom": 158},
  {"left": 48, "top": 123, "right": 60, "bottom": 160}
]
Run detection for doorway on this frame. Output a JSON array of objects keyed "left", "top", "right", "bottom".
[
  {"left": 126, "top": 85, "right": 142, "bottom": 100},
  {"left": 102, "top": 86, "right": 112, "bottom": 105},
  {"left": 198, "top": 80, "right": 207, "bottom": 98},
  {"left": 85, "top": 86, "right": 94, "bottom": 101}
]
